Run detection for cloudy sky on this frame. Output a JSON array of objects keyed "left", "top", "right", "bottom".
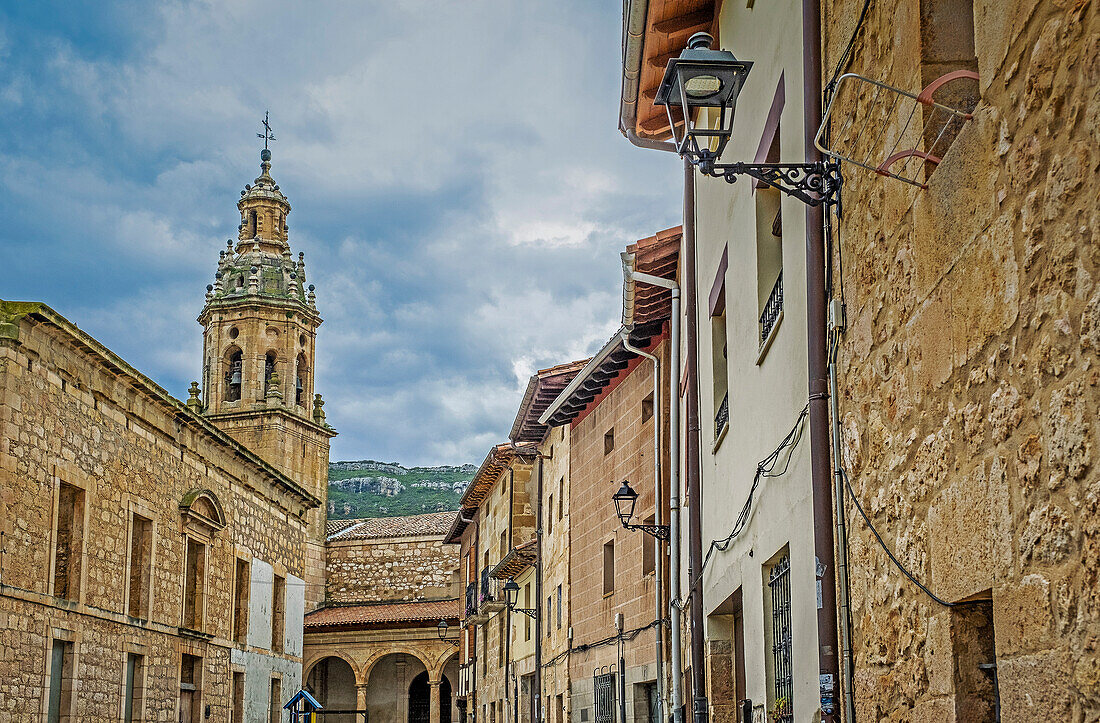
[{"left": 1, "top": 0, "right": 682, "bottom": 465}]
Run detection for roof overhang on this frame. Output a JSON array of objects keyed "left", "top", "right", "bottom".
[{"left": 620, "top": 0, "right": 718, "bottom": 142}]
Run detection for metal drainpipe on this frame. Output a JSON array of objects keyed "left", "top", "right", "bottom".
[
  {"left": 535, "top": 455, "right": 545, "bottom": 723},
  {"left": 803, "top": 0, "right": 843, "bottom": 719},
  {"left": 621, "top": 332, "right": 667, "bottom": 723},
  {"left": 621, "top": 257, "right": 682, "bottom": 723},
  {"left": 681, "top": 158, "right": 709, "bottom": 723},
  {"left": 829, "top": 344, "right": 856, "bottom": 722}
]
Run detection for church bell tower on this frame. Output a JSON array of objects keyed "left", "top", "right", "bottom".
[{"left": 197, "top": 125, "right": 334, "bottom": 609}]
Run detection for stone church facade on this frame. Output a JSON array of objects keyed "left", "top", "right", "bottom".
[{"left": 0, "top": 147, "right": 334, "bottom": 722}]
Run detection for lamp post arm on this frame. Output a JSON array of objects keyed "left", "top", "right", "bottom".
[{"left": 510, "top": 607, "right": 538, "bottom": 620}]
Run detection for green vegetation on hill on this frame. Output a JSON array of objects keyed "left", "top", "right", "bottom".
[{"left": 327, "top": 460, "right": 475, "bottom": 520}]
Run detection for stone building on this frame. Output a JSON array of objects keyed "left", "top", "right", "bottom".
[
  {"left": 302, "top": 511, "right": 461, "bottom": 723},
  {"left": 0, "top": 300, "right": 315, "bottom": 723},
  {"left": 820, "top": 0, "right": 1100, "bottom": 720},
  {"left": 508, "top": 361, "right": 588, "bottom": 723},
  {"left": 445, "top": 444, "right": 539, "bottom": 723},
  {"left": 0, "top": 145, "right": 334, "bottom": 722},
  {"left": 539, "top": 229, "right": 678, "bottom": 723}
]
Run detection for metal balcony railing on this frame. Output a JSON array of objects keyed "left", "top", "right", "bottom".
[
  {"left": 715, "top": 392, "right": 729, "bottom": 439},
  {"left": 465, "top": 582, "right": 478, "bottom": 618},
  {"left": 759, "top": 271, "right": 783, "bottom": 347}
]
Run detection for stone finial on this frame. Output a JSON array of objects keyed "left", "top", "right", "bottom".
[
  {"left": 205, "top": 284, "right": 214, "bottom": 302},
  {"left": 266, "top": 371, "right": 283, "bottom": 403},
  {"left": 313, "top": 393, "right": 326, "bottom": 425},
  {"left": 248, "top": 265, "right": 260, "bottom": 295},
  {"left": 308, "top": 284, "right": 316, "bottom": 307},
  {"left": 186, "top": 382, "right": 203, "bottom": 412}
]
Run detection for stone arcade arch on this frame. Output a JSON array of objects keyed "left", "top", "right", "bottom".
[{"left": 305, "top": 656, "right": 358, "bottom": 722}]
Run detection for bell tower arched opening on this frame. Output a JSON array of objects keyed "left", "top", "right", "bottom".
[{"left": 224, "top": 348, "right": 243, "bottom": 402}]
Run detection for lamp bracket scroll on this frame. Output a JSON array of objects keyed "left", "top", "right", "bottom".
[{"left": 697, "top": 157, "right": 842, "bottom": 208}]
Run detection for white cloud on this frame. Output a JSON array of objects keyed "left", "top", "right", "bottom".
[{"left": 3, "top": 0, "right": 682, "bottom": 465}]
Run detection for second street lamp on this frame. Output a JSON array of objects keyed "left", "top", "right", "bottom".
[
  {"left": 437, "top": 618, "right": 459, "bottom": 647},
  {"left": 503, "top": 578, "right": 537, "bottom": 620},
  {"left": 612, "top": 481, "right": 670, "bottom": 541},
  {"left": 656, "top": 32, "right": 841, "bottom": 207}
]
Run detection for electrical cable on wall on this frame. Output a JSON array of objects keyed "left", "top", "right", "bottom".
[
  {"left": 540, "top": 618, "right": 664, "bottom": 668},
  {"left": 675, "top": 404, "right": 810, "bottom": 608}
]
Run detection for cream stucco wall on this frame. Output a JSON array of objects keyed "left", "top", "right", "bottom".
[{"left": 692, "top": 1, "right": 823, "bottom": 721}]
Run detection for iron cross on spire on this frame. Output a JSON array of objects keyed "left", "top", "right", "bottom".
[{"left": 258, "top": 111, "right": 276, "bottom": 150}]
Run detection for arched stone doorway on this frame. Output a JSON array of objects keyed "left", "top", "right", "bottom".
[
  {"left": 407, "top": 671, "right": 452, "bottom": 723},
  {"left": 365, "top": 653, "right": 428, "bottom": 723},
  {"left": 306, "top": 656, "right": 357, "bottom": 722}
]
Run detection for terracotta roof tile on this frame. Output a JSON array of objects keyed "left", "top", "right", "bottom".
[
  {"left": 326, "top": 511, "right": 456, "bottom": 541},
  {"left": 304, "top": 598, "right": 461, "bottom": 629},
  {"left": 509, "top": 359, "right": 591, "bottom": 444}
]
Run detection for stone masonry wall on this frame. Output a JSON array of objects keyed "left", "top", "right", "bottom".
[
  {"left": 821, "top": 0, "right": 1099, "bottom": 720},
  {"left": 0, "top": 308, "right": 311, "bottom": 721},
  {"left": 326, "top": 534, "right": 459, "bottom": 604}
]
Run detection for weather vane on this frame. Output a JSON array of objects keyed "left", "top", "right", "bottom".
[{"left": 258, "top": 111, "right": 276, "bottom": 150}]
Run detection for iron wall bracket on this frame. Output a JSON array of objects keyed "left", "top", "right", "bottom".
[
  {"left": 625, "top": 522, "right": 671, "bottom": 541},
  {"left": 694, "top": 156, "right": 842, "bottom": 207}
]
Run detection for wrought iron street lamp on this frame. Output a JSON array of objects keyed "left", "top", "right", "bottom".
[
  {"left": 612, "top": 481, "right": 670, "bottom": 541},
  {"left": 656, "top": 32, "right": 840, "bottom": 207},
  {"left": 502, "top": 578, "right": 537, "bottom": 620},
  {"left": 437, "top": 618, "right": 459, "bottom": 647}
]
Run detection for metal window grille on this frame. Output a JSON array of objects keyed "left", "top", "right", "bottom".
[
  {"left": 593, "top": 669, "right": 616, "bottom": 723},
  {"left": 715, "top": 392, "right": 729, "bottom": 439},
  {"left": 768, "top": 555, "right": 793, "bottom": 723},
  {"left": 759, "top": 271, "right": 783, "bottom": 347}
]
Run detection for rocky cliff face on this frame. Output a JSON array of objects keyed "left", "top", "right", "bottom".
[{"left": 328, "top": 459, "right": 474, "bottom": 519}]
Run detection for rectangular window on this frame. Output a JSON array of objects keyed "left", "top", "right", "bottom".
[
  {"left": 123, "top": 653, "right": 144, "bottom": 723},
  {"left": 231, "top": 671, "right": 245, "bottom": 723},
  {"left": 127, "top": 513, "right": 152, "bottom": 618},
  {"left": 47, "top": 639, "right": 74, "bottom": 723},
  {"left": 641, "top": 393, "right": 654, "bottom": 424},
  {"left": 498, "top": 614, "right": 505, "bottom": 668},
  {"left": 183, "top": 539, "right": 206, "bottom": 630},
  {"left": 269, "top": 677, "right": 282, "bottom": 723},
  {"left": 642, "top": 515, "right": 656, "bottom": 576},
  {"left": 547, "top": 596, "right": 552, "bottom": 637},
  {"left": 524, "top": 583, "right": 532, "bottom": 641},
  {"left": 556, "top": 584, "right": 562, "bottom": 629},
  {"left": 547, "top": 495, "right": 554, "bottom": 536},
  {"left": 756, "top": 126, "right": 783, "bottom": 353},
  {"left": 765, "top": 553, "right": 793, "bottom": 723},
  {"left": 950, "top": 596, "right": 997, "bottom": 722},
  {"left": 53, "top": 482, "right": 84, "bottom": 600},
  {"left": 603, "top": 541, "right": 615, "bottom": 596},
  {"left": 272, "top": 574, "right": 286, "bottom": 653},
  {"left": 233, "top": 559, "right": 251, "bottom": 644},
  {"left": 711, "top": 310, "right": 729, "bottom": 437},
  {"left": 919, "top": 0, "right": 978, "bottom": 161},
  {"left": 179, "top": 653, "right": 202, "bottom": 723},
  {"left": 604, "top": 429, "right": 615, "bottom": 455},
  {"left": 557, "top": 477, "right": 564, "bottom": 520}
]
